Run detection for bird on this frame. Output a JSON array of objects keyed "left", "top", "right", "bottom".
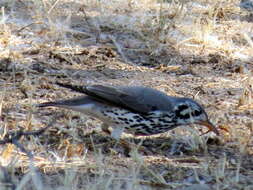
[{"left": 37, "top": 82, "right": 219, "bottom": 140}]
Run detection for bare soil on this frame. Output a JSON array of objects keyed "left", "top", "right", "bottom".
[{"left": 0, "top": 0, "right": 252, "bottom": 189}]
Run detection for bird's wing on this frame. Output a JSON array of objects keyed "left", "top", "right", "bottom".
[
  {"left": 86, "top": 85, "right": 152, "bottom": 114},
  {"left": 56, "top": 82, "right": 173, "bottom": 114}
]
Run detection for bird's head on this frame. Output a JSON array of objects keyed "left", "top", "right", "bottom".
[{"left": 173, "top": 98, "right": 219, "bottom": 135}]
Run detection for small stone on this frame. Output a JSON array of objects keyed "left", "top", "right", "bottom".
[{"left": 240, "top": 0, "right": 253, "bottom": 12}]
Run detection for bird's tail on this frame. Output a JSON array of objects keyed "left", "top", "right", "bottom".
[
  {"left": 36, "top": 101, "right": 62, "bottom": 108},
  {"left": 36, "top": 95, "right": 95, "bottom": 108},
  {"left": 56, "top": 82, "right": 87, "bottom": 94},
  {"left": 36, "top": 82, "right": 94, "bottom": 108}
]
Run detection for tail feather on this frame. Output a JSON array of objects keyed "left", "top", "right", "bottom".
[
  {"left": 36, "top": 102, "right": 60, "bottom": 107},
  {"left": 37, "top": 82, "right": 102, "bottom": 108},
  {"left": 56, "top": 82, "right": 87, "bottom": 94},
  {"left": 37, "top": 96, "right": 96, "bottom": 108}
]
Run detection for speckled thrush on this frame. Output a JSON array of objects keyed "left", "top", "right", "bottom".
[{"left": 37, "top": 82, "right": 219, "bottom": 139}]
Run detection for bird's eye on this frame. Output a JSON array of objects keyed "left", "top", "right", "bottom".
[{"left": 193, "top": 109, "right": 202, "bottom": 116}]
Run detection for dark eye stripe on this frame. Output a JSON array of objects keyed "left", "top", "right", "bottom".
[
  {"left": 193, "top": 110, "right": 202, "bottom": 116},
  {"left": 175, "top": 104, "right": 203, "bottom": 119},
  {"left": 178, "top": 104, "right": 188, "bottom": 110}
]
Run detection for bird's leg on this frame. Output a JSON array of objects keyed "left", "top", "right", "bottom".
[
  {"left": 111, "top": 127, "right": 124, "bottom": 140},
  {"left": 100, "top": 124, "right": 130, "bottom": 153},
  {"left": 110, "top": 127, "right": 133, "bottom": 151},
  {"left": 101, "top": 126, "right": 151, "bottom": 155},
  {"left": 111, "top": 127, "right": 152, "bottom": 155},
  {"left": 101, "top": 123, "right": 111, "bottom": 135},
  {"left": 110, "top": 127, "right": 132, "bottom": 152}
]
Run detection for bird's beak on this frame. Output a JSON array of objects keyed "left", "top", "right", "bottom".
[{"left": 198, "top": 120, "right": 219, "bottom": 135}]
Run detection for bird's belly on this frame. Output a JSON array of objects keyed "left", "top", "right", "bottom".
[
  {"left": 71, "top": 104, "right": 178, "bottom": 136},
  {"left": 100, "top": 109, "right": 177, "bottom": 136},
  {"left": 124, "top": 123, "right": 178, "bottom": 136}
]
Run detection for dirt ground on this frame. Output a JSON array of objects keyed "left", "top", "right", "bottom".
[{"left": 0, "top": 0, "right": 252, "bottom": 189}]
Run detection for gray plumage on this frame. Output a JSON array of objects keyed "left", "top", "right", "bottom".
[{"left": 38, "top": 82, "right": 219, "bottom": 139}]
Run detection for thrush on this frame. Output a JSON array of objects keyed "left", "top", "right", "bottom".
[{"left": 37, "top": 82, "right": 219, "bottom": 140}]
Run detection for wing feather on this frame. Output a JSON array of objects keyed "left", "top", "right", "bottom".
[{"left": 56, "top": 82, "right": 174, "bottom": 114}]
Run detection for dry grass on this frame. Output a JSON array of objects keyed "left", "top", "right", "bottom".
[{"left": 0, "top": 0, "right": 252, "bottom": 189}]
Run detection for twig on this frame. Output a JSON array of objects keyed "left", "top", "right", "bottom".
[
  {"left": 16, "top": 22, "right": 43, "bottom": 34},
  {"left": 108, "top": 35, "right": 136, "bottom": 66},
  {"left": 0, "top": 125, "right": 50, "bottom": 145},
  {"left": 0, "top": 113, "right": 61, "bottom": 145},
  {"left": 0, "top": 116, "right": 60, "bottom": 190},
  {"left": 0, "top": 166, "right": 16, "bottom": 190},
  {"left": 81, "top": 9, "right": 101, "bottom": 43}
]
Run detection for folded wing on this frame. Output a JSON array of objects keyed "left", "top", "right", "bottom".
[{"left": 56, "top": 82, "right": 174, "bottom": 114}]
